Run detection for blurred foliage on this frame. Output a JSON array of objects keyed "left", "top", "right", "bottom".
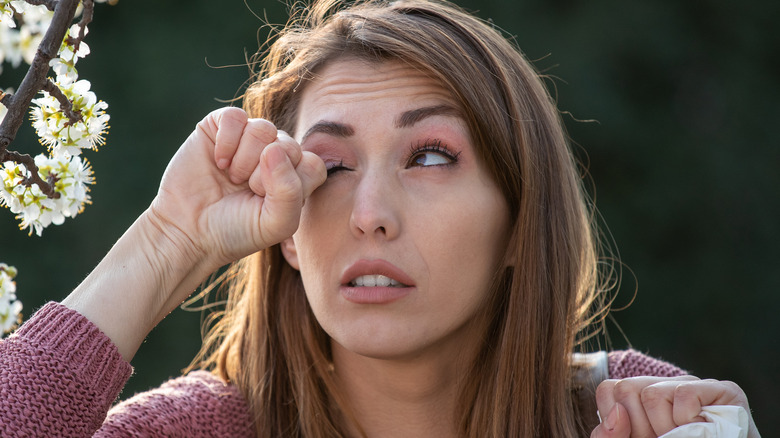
[{"left": 0, "top": 0, "right": 777, "bottom": 433}]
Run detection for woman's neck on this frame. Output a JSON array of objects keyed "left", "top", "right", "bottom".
[{"left": 330, "top": 332, "right": 481, "bottom": 438}]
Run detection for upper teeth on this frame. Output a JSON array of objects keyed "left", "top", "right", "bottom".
[{"left": 350, "top": 275, "right": 404, "bottom": 287}]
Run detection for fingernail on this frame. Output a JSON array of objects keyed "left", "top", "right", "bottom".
[
  {"left": 604, "top": 404, "right": 619, "bottom": 431},
  {"left": 217, "top": 158, "right": 229, "bottom": 169}
]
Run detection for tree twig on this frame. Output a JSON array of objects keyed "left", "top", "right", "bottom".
[
  {"left": 77, "top": 0, "right": 93, "bottom": 32},
  {"left": 66, "top": 0, "right": 93, "bottom": 52},
  {"left": 0, "top": 150, "right": 60, "bottom": 198},
  {"left": 42, "top": 79, "right": 82, "bottom": 125}
]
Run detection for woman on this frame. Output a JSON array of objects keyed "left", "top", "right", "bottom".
[{"left": 0, "top": 0, "right": 759, "bottom": 437}]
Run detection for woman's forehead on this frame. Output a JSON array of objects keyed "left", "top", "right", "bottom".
[{"left": 295, "top": 58, "right": 460, "bottom": 130}]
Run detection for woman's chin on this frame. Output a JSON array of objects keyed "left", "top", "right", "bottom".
[{"left": 329, "top": 329, "right": 432, "bottom": 362}]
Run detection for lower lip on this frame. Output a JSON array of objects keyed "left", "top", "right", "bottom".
[{"left": 340, "top": 286, "right": 414, "bottom": 304}]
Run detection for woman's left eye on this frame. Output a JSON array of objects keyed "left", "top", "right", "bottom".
[
  {"left": 406, "top": 141, "right": 460, "bottom": 168},
  {"left": 409, "top": 151, "right": 452, "bottom": 167}
]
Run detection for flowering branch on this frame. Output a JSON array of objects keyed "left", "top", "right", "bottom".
[
  {"left": 1, "top": 0, "right": 113, "bottom": 335},
  {"left": 1, "top": 0, "right": 110, "bottom": 237},
  {"left": 0, "top": 0, "right": 81, "bottom": 183}
]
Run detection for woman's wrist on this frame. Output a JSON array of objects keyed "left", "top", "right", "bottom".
[{"left": 62, "top": 208, "right": 217, "bottom": 361}]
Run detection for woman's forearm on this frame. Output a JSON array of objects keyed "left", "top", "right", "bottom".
[{"left": 61, "top": 208, "right": 216, "bottom": 362}]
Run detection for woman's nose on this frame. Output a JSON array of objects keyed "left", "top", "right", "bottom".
[{"left": 349, "top": 170, "right": 401, "bottom": 241}]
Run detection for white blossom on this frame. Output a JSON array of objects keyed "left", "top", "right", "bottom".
[
  {"left": 0, "top": 2, "right": 52, "bottom": 69},
  {"left": 0, "top": 1, "right": 16, "bottom": 29},
  {"left": 0, "top": 153, "right": 94, "bottom": 236},
  {"left": 30, "top": 78, "right": 110, "bottom": 156},
  {"left": 50, "top": 23, "right": 90, "bottom": 84},
  {"left": 0, "top": 263, "right": 21, "bottom": 335}
]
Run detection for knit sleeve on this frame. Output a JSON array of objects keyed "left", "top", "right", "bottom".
[
  {"left": 96, "top": 371, "right": 255, "bottom": 438},
  {"left": 608, "top": 349, "right": 688, "bottom": 379},
  {"left": 0, "top": 301, "right": 133, "bottom": 438}
]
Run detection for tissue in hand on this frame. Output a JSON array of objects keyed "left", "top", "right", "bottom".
[{"left": 659, "top": 405, "right": 748, "bottom": 438}]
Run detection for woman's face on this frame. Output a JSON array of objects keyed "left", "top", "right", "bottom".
[{"left": 284, "top": 58, "right": 511, "bottom": 361}]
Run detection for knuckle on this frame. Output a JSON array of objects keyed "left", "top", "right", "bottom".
[
  {"left": 720, "top": 380, "right": 748, "bottom": 404},
  {"left": 595, "top": 379, "right": 617, "bottom": 403},
  {"left": 247, "top": 118, "right": 278, "bottom": 144},
  {"left": 221, "top": 107, "right": 248, "bottom": 126},
  {"left": 596, "top": 380, "right": 616, "bottom": 399},
  {"left": 612, "top": 379, "right": 637, "bottom": 401},
  {"left": 639, "top": 384, "right": 664, "bottom": 408},
  {"left": 196, "top": 117, "right": 211, "bottom": 132},
  {"left": 197, "top": 115, "right": 219, "bottom": 139},
  {"left": 680, "top": 375, "right": 701, "bottom": 381},
  {"left": 245, "top": 128, "right": 276, "bottom": 147},
  {"left": 719, "top": 379, "right": 738, "bottom": 389},
  {"left": 283, "top": 146, "right": 303, "bottom": 167},
  {"left": 672, "top": 381, "right": 698, "bottom": 403}
]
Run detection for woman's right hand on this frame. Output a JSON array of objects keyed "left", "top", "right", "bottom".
[
  {"left": 149, "top": 106, "right": 326, "bottom": 272},
  {"left": 62, "top": 107, "right": 326, "bottom": 361}
]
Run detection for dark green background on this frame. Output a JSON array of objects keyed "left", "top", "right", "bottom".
[{"left": 1, "top": 0, "right": 777, "bottom": 434}]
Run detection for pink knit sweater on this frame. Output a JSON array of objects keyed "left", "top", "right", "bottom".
[{"left": 0, "top": 302, "right": 686, "bottom": 437}]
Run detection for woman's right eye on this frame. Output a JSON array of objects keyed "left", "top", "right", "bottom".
[{"left": 326, "top": 160, "right": 348, "bottom": 177}]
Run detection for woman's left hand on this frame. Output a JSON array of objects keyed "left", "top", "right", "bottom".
[{"left": 590, "top": 376, "right": 760, "bottom": 438}]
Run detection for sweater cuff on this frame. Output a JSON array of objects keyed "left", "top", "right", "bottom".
[
  {"left": 15, "top": 301, "right": 133, "bottom": 404},
  {"left": 607, "top": 349, "right": 688, "bottom": 379}
]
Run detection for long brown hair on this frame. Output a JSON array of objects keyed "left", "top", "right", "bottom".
[{"left": 190, "top": 0, "right": 610, "bottom": 436}]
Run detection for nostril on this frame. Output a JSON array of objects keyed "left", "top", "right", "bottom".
[{"left": 378, "top": 226, "right": 386, "bottom": 234}]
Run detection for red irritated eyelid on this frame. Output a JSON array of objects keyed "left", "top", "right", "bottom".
[{"left": 302, "top": 141, "right": 349, "bottom": 164}]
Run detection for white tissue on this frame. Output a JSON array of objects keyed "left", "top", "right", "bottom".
[{"left": 659, "top": 405, "right": 748, "bottom": 438}]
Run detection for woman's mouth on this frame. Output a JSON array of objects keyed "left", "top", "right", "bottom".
[
  {"left": 340, "top": 260, "right": 416, "bottom": 304},
  {"left": 349, "top": 274, "right": 409, "bottom": 288}
]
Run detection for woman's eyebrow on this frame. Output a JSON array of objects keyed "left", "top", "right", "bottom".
[
  {"left": 395, "top": 104, "right": 461, "bottom": 128},
  {"left": 300, "top": 104, "right": 460, "bottom": 143},
  {"left": 301, "top": 121, "right": 355, "bottom": 143}
]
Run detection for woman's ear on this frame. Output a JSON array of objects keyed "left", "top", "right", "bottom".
[{"left": 280, "top": 237, "right": 300, "bottom": 270}]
